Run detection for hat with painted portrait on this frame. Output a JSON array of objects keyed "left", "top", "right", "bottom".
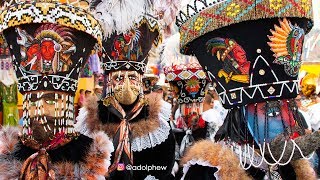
[
  {"left": 177, "top": 0, "right": 313, "bottom": 109},
  {"left": 0, "top": 0, "right": 103, "bottom": 148}
]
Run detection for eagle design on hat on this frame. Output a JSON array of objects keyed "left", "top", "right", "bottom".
[
  {"left": 268, "top": 18, "right": 305, "bottom": 77},
  {"left": 206, "top": 37, "right": 250, "bottom": 84}
]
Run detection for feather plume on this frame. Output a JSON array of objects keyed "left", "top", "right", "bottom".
[
  {"left": 153, "top": 0, "right": 180, "bottom": 36},
  {"left": 90, "top": 0, "right": 154, "bottom": 37},
  {"left": 160, "top": 33, "right": 199, "bottom": 67}
]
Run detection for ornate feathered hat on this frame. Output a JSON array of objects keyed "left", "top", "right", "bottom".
[
  {"left": 100, "top": 16, "right": 161, "bottom": 75},
  {"left": 177, "top": 0, "right": 313, "bottom": 108},
  {"left": 0, "top": 0, "right": 102, "bottom": 144},
  {"left": 176, "top": 0, "right": 319, "bottom": 168},
  {"left": 0, "top": 0, "right": 102, "bottom": 95},
  {"left": 89, "top": 0, "right": 162, "bottom": 175},
  {"left": 165, "top": 63, "right": 208, "bottom": 104},
  {"left": 90, "top": 0, "right": 161, "bottom": 100}
]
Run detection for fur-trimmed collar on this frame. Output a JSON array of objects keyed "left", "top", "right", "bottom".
[
  {"left": 0, "top": 126, "right": 113, "bottom": 179},
  {"left": 181, "top": 140, "right": 251, "bottom": 180},
  {"left": 84, "top": 92, "right": 163, "bottom": 139}
]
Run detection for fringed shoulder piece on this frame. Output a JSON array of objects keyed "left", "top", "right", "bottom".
[{"left": 180, "top": 140, "right": 251, "bottom": 180}]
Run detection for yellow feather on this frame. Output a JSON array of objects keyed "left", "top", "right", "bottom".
[
  {"left": 276, "top": 51, "right": 288, "bottom": 57},
  {"left": 271, "top": 47, "right": 288, "bottom": 54},
  {"left": 268, "top": 18, "right": 294, "bottom": 57},
  {"left": 268, "top": 43, "right": 287, "bottom": 49},
  {"left": 268, "top": 37, "right": 287, "bottom": 44},
  {"left": 274, "top": 25, "right": 289, "bottom": 37},
  {"left": 217, "top": 51, "right": 221, "bottom": 60},
  {"left": 270, "top": 31, "right": 287, "bottom": 41},
  {"left": 280, "top": 18, "right": 292, "bottom": 33}
]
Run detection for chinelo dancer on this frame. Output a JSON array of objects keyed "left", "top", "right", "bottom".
[
  {"left": 76, "top": 0, "right": 176, "bottom": 179},
  {"left": 176, "top": 0, "right": 318, "bottom": 179},
  {"left": 0, "top": 1, "right": 113, "bottom": 179}
]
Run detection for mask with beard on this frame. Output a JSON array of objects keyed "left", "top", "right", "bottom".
[
  {"left": 111, "top": 71, "right": 142, "bottom": 105},
  {"left": 22, "top": 91, "right": 76, "bottom": 146}
]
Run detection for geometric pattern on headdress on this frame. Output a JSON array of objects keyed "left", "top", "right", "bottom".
[
  {"left": 0, "top": 1, "right": 103, "bottom": 46},
  {"left": 177, "top": 0, "right": 313, "bottom": 52},
  {"left": 101, "top": 16, "right": 161, "bottom": 75},
  {"left": 164, "top": 63, "right": 209, "bottom": 104}
]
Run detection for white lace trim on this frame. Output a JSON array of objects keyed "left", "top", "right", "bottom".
[
  {"left": 131, "top": 112, "right": 171, "bottom": 152},
  {"left": 74, "top": 107, "right": 92, "bottom": 137},
  {"left": 181, "top": 159, "right": 221, "bottom": 180},
  {"left": 144, "top": 175, "right": 158, "bottom": 180},
  {"left": 159, "top": 100, "right": 171, "bottom": 121},
  {"left": 75, "top": 103, "right": 171, "bottom": 152}
]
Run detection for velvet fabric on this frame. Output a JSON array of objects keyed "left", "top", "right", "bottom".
[{"left": 185, "top": 18, "right": 311, "bottom": 108}]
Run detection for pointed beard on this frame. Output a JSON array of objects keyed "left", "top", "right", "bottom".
[
  {"left": 29, "top": 116, "right": 67, "bottom": 144},
  {"left": 113, "top": 85, "right": 140, "bottom": 105}
]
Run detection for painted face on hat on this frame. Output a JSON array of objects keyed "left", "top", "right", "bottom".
[
  {"left": 111, "top": 70, "right": 141, "bottom": 105},
  {"left": 247, "top": 99, "right": 296, "bottom": 144},
  {"left": 16, "top": 24, "right": 74, "bottom": 74},
  {"left": 25, "top": 91, "right": 73, "bottom": 144},
  {"left": 40, "top": 40, "right": 55, "bottom": 60}
]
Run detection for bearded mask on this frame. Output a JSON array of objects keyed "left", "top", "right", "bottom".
[
  {"left": 100, "top": 16, "right": 160, "bottom": 104},
  {"left": 112, "top": 71, "right": 142, "bottom": 105}
]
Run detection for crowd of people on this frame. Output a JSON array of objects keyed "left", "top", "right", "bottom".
[{"left": 77, "top": 85, "right": 103, "bottom": 108}]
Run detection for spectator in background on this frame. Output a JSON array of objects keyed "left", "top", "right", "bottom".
[
  {"left": 78, "top": 89, "right": 85, "bottom": 108},
  {"left": 202, "top": 90, "right": 228, "bottom": 141},
  {"left": 85, "top": 90, "right": 92, "bottom": 99},
  {"left": 93, "top": 85, "right": 103, "bottom": 100}
]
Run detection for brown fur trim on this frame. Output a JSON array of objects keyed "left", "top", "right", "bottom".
[
  {"left": 0, "top": 126, "right": 21, "bottom": 154},
  {"left": 52, "top": 131, "right": 113, "bottom": 179},
  {"left": 85, "top": 96, "right": 101, "bottom": 135},
  {"left": 0, "top": 128, "right": 113, "bottom": 179},
  {"left": 269, "top": 131, "right": 320, "bottom": 163},
  {"left": 85, "top": 92, "right": 162, "bottom": 138},
  {"left": 81, "top": 131, "right": 113, "bottom": 179},
  {"left": 291, "top": 159, "right": 317, "bottom": 180},
  {"left": 0, "top": 157, "right": 22, "bottom": 179},
  {"left": 181, "top": 140, "right": 251, "bottom": 180},
  {"left": 0, "top": 126, "right": 23, "bottom": 179}
]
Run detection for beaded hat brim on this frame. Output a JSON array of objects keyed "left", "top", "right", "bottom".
[
  {"left": 177, "top": 0, "right": 313, "bottom": 52},
  {"left": 0, "top": 1, "right": 103, "bottom": 46}
]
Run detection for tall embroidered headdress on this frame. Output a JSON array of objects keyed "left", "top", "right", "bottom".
[
  {"left": 177, "top": 0, "right": 316, "bottom": 168},
  {"left": 0, "top": 0, "right": 102, "bottom": 178},
  {"left": 90, "top": 0, "right": 162, "bottom": 174}
]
